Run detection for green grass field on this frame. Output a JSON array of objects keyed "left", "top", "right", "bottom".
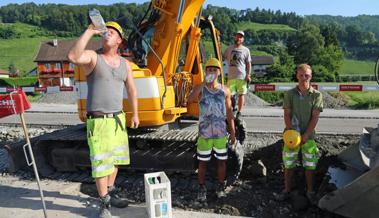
[
  {"left": 341, "top": 92, "right": 379, "bottom": 109},
  {"left": 340, "top": 59, "right": 375, "bottom": 75},
  {"left": 237, "top": 21, "right": 296, "bottom": 32},
  {"left": 1, "top": 22, "right": 52, "bottom": 38},
  {"left": 0, "top": 23, "right": 70, "bottom": 74},
  {"left": 0, "top": 37, "right": 48, "bottom": 74}
]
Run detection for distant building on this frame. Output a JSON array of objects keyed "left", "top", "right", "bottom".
[
  {"left": 0, "top": 69, "right": 10, "bottom": 78},
  {"left": 223, "top": 55, "right": 274, "bottom": 78},
  {"left": 251, "top": 56, "right": 274, "bottom": 77},
  {"left": 34, "top": 39, "right": 102, "bottom": 87}
]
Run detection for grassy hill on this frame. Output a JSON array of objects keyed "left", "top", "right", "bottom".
[
  {"left": 0, "top": 23, "right": 70, "bottom": 74},
  {"left": 340, "top": 59, "right": 375, "bottom": 75},
  {"left": 237, "top": 21, "right": 296, "bottom": 32}
]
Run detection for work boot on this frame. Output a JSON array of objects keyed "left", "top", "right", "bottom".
[
  {"left": 108, "top": 186, "right": 129, "bottom": 208},
  {"left": 197, "top": 184, "right": 207, "bottom": 202},
  {"left": 99, "top": 194, "right": 112, "bottom": 218},
  {"left": 215, "top": 182, "right": 226, "bottom": 198},
  {"left": 306, "top": 191, "right": 318, "bottom": 205}
]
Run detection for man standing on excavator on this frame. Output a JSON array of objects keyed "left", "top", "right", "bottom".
[
  {"left": 68, "top": 21, "right": 139, "bottom": 218},
  {"left": 277, "top": 64, "right": 323, "bottom": 205},
  {"left": 188, "top": 58, "right": 236, "bottom": 202},
  {"left": 224, "top": 31, "right": 252, "bottom": 119}
]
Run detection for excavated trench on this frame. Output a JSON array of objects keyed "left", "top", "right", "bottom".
[{"left": 0, "top": 127, "right": 358, "bottom": 218}]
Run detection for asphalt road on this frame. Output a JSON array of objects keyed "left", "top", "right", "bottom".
[{"left": 1, "top": 104, "right": 379, "bottom": 134}]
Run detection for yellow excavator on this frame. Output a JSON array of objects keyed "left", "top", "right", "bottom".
[{"left": 9, "top": 0, "right": 244, "bottom": 185}]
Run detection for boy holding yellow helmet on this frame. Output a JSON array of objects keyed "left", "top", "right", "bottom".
[{"left": 278, "top": 64, "right": 323, "bottom": 205}]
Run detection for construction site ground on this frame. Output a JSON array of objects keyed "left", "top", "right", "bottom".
[
  {"left": 1, "top": 100, "right": 377, "bottom": 218},
  {"left": 0, "top": 175, "right": 250, "bottom": 218}
]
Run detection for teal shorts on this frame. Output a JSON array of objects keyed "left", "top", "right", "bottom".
[
  {"left": 282, "top": 139, "right": 319, "bottom": 170},
  {"left": 196, "top": 136, "right": 228, "bottom": 161},
  {"left": 87, "top": 113, "right": 130, "bottom": 178},
  {"left": 227, "top": 79, "right": 247, "bottom": 95}
]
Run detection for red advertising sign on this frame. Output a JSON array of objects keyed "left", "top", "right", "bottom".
[
  {"left": 0, "top": 90, "right": 31, "bottom": 118},
  {"left": 59, "top": 86, "right": 74, "bottom": 92},
  {"left": 254, "top": 84, "right": 276, "bottom": 91},
  {"left": 339, "top": 84, "right": 363, "bottom": 91},
  {"left": 35, "top": 87, "right": 47, "bottom": 92}
]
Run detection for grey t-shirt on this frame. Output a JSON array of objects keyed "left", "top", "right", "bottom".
[
  {"left": 86, "top": 54, "right": 128, "bottom": 113},
  {"left": 224, "top": 45, "right": 251, "bottom": 80}
]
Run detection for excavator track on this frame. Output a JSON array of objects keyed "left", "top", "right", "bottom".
[{"left": 6, "top": 121, "right": 245, "bottom": 186}]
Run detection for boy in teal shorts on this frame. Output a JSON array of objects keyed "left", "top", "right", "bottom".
[
  {"left": 279, "top": 64, "right": 323, "bottom": 205},
  {"left": 188, "top": 58, "right": 236, "bottom": 202}
]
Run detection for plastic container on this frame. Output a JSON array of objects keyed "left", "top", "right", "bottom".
[
  {"left": 89, "top": 8, "right": 107, "bottom": 37},
  {"left": 144, "top": 172, "right": 172, "bottom": 218}
]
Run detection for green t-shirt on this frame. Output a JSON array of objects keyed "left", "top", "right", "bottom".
[{"left": 283, "top": 86, "right": 323, "bottom": 139}]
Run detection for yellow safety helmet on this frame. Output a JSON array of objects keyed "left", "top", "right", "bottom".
[
  {"left": 105, "top": 21, "right": 123, "bottom": 38},
  {"left": 283, "top": 129, "right": 301, "bottom": 149},
  {"left": 205, "top": 58, "right": 222, "bottom": 69}
]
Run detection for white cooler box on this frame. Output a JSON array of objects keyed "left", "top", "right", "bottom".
[{"left": 144, "top": 171, "right": 172, "bottom": 218}]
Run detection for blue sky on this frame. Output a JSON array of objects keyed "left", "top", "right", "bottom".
[{"left": 0, "top": 0, "right": 379, "bottom": 16}]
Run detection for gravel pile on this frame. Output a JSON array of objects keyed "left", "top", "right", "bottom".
[
  {"left": 321, "top": 92, "right": 349, "bottom": 109},
  {"left": 37, "top": 92, "right": 77, "bottom": 104},
  {"left": 0, "top": 127, "right": 57, "bottom": 146},
  {"left": 245, "top": 91, "right": 271, "bottom": 107},
  {"left": 0, "top": 127, "right": 57, "bottom": 172}
]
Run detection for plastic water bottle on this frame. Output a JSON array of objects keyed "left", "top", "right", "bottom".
[
  {"left": 292, "top": 115, "right": 300, "bottom": 132},
  {"left": 89, "top": 9, "right": 107, "bottom": 37}
]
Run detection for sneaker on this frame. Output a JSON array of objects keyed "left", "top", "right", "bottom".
[
  {"left": 99, "top": 194, "right": 112, "bottom": 218},
  {"left": 108, "top": 186, "right": 129, "bottom": 208},
  {"left": 215, "top": 183, "right": 226, "bottom": 198},
  {"left": 197, "top": 184, "right": 207, "bottom": 202},
  {"left": 306, "top": 191, "right": 318, "bottom": 205},
  {"left": 274, "top": 191, "right": 290, "bottom": 202}
]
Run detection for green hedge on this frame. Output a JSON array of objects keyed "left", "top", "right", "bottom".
[{"left": 0, "top": 77, "right": 38, "bottom": 87}]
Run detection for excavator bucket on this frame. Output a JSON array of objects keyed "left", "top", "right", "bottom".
[{"left": 319, "top": 126, "right": 379, "bottom": 218}]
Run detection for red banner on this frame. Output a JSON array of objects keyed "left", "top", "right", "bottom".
[
  {"left": 59, "top": 86, "right": 74, "bottom": 91},
  {"left": 35, "top": 87, "right": 47, "bottom": 92},
  {"left": 254, "top": 84, "right": 276, "bottom": 91},
  {"left": 339, "top": 84, "right": 363, "bottom": 91},
  {"left": 0, "top": 90, "right": 31, "bottom": 118}
]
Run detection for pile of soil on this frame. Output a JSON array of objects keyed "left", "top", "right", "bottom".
[
  {"left": 245, "top": 91, "right": 271, "bottom": 107},
  {"left": 321, "top": 92, "right": 349, "bottom": 109},
  {"left": 0, "top": 127, "right": 360, "bottom": 218},
  {"left": 77, "top": 133, "right": 358, "bottom": 218}
]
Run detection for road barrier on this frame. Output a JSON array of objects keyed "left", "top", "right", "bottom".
[{"left": 1, "top": 84, "right": 379, "bottom": 94}]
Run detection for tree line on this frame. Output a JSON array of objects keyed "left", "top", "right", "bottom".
[{"left": 0, "top": 2, "right": 378, "bottom": 82}]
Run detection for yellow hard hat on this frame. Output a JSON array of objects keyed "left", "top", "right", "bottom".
[
  {"left": 283, "top": 129, "right": 301, "bottom": 149},
  {"left": 105, "top": 21, "right": 123, "bottom": 38},
  {"left": 205, "top": 58, "right": 222, "bottom": 69}
]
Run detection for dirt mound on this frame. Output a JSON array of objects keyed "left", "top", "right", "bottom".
[
  {"left": 37, "top": 92, "right": 77, "bottom": 104},
  {"left": 244, "top": 91, "right": 271, "bottom": 107},
  {"left": 322, "top": 91, "right": 349, "bottom": 109}
]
